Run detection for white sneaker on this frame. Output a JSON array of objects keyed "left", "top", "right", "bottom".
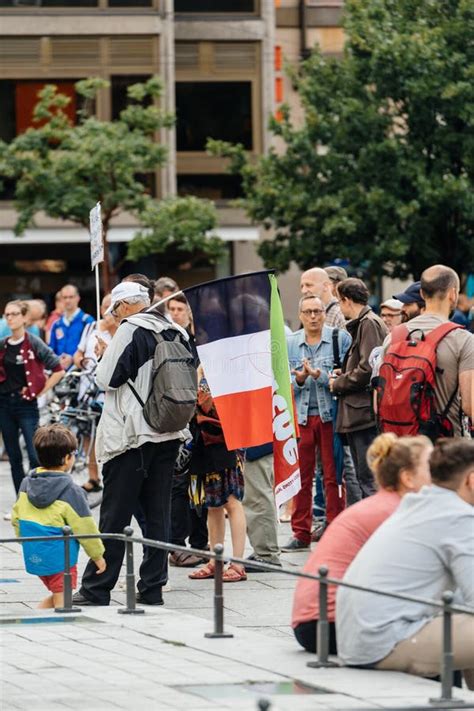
[{"left": 3, "top": 512, "right": 12, "bottom": 521}]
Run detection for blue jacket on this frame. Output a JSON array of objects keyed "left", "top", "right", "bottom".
[
  {"left": 11, "top": 469, "right": 104, "bottom": 575},
  {"left": 287, "top": 326, "right": 352, "bottom": 426},
  {"left": 49, "top": 309, "right": 94, "bottom": 357}
]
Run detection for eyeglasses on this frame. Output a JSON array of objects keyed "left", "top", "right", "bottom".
[
  {"left": 111, "top": 300, "right": 127, "bottom": 316},
  {"left": 4, "top": 311, "right": 22, "bottom": 318},
  {"left": 300, "top": 309, "right": 324, "bottom": 316}
]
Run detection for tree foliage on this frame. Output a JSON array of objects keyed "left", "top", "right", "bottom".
[
  {"left": 127, "top": 195, "right": 224, "bottom": 263},
  {"left": 209, "top": 0, "right": 474, "bottom": 277},
  {"left": 0, "top": 76, "right": 222, "bottom": 289}
]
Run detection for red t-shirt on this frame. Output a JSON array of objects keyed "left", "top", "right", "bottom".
[{"left": 292, "top": 490, "right": 400, "bottom": 626}]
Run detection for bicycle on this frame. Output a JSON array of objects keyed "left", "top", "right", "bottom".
[{"left": 46, "top": 365, "right": 103, "bottom": 509}]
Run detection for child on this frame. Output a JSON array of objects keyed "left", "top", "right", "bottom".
[{"left": 11, "top": 424, "right": 106, "bottom": 609}]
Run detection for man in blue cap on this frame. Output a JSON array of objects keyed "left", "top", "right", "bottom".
[{"left": 393, "top": 281, "right": 425, "bottom": 323}]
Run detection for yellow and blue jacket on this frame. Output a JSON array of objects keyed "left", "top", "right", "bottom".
[{"left": 11, "top": 469, "right": 104, "bottom": 576}]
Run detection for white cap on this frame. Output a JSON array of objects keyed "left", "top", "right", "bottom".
[
  {"left": 380, "top": 298, "right": 403, "bottom": 312},
  {"left": 106, "top": 281, "right": 149, "bottom": 315}
]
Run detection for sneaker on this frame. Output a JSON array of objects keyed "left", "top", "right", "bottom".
[
  {"left": 3, "top": 512, "right": 11, "bottom": 521},
  {"left": 136, "top": 591, "right": 164, "bottom": 606},
  {"left": 72, "top": 591, "right": 108, "bottom": 607},
  {"left": 311, "top": 521, "right": 328, "bottom": 542},
  {"left": 245, "top": 555, "right": 282, "bottom": 572},
  {"left": 281, "top": 537, "right": 309, "bottom": 551}
]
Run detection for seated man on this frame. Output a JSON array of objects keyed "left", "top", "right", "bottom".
[
  {"left": 336, "top": 439, "right": 474, "bottom": 689},
  {"left": 292, "top": 433, "right": 432, "bottom": 653}
]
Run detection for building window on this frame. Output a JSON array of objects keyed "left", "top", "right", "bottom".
[
  {"left": 0, "top": 1, "right": 98, "bottom": 6},
  {"left": 0, "top": 79, "right": 78, "bottom": 200},
  {"left": 111, "top": 74, "right": 151, "bottom": 120},
  {"left": 177, "top": 174, "right": 242, "bottom": 201},
  {"left": 108, "top": 1, "right": 152, "bottom": 6},
  {"left": 175, "top": 0, "right": 254, "bottom": 11},
  {"left": 176, "top": 81, "right": 252, "bottom": 152}
]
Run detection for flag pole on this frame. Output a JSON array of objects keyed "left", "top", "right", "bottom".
[{"left": 95, "top": 263, "right": 101, "bottom": 323}]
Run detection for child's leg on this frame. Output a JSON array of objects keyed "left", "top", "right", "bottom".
[
  {"left": 224, "top": 495, "right": 246, "bottom": 566},
  {"left": 37, "top": 594, "right": 54, "bottom": 609},
  {"left": 52, "top": 592, "right": 64, "bottom": 609}
]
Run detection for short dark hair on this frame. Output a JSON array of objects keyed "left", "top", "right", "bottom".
[
  {"left": 123, "top": 274, "right": 155, "bottom": 303},
  {"left": 420, "top": 266, "right": 459, "bottom": 300},
  {"left": 168, "top": 292, "right": 188, "bottom": 306},
  {"left": 429, "top": 439, "right": 474, "bottom": 490},
  {"left": 33, "top": 425, "right": 78, "bottom": 469},
  {"left": 337, "top": 278, "right": 370, "bottom": 305}
]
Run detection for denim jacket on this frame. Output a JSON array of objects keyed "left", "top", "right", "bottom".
[{"left": 287, "top": 326, "right": 352, "bottom": 426}]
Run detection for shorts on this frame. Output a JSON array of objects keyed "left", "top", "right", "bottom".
[{"left": 39, "top": 565, "right": 78, "bottom": 594}]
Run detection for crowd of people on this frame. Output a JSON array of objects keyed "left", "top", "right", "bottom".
[{"left": 1, "top": 263, "right": 473, "bottom": 687}]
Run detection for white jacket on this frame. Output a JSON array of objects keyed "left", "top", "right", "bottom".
[{"left": 95, "top": 311, "right": 188, "bottom": 464}]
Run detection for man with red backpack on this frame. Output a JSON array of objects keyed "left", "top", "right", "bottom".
[{"left": 377, "top": 265, "right": 473, "bottom": 439}]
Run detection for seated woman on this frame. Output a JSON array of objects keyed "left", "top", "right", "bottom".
[
  {"left": 292, "top": 433, "right": 432, "bottom": 654},
  {"left": 188, "top": 366, "right": 247, "bottom": 583}
]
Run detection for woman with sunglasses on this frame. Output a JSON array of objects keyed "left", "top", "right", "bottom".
[{"left": 0, "top": 300, "right": 65, "bottom": 500}]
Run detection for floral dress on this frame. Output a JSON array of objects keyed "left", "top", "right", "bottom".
[{"left": 189, "top": 377, "right": 244, "bottom": 510}]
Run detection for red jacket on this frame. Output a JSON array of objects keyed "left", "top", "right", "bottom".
[{"left": 0, "top": 332, "right": 62, "bottom": 401}]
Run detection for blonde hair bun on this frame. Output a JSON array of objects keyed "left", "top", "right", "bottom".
[{"left": 367, "top": 433, "right": 398, "bottom": 474}]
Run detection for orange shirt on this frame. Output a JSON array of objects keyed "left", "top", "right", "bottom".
[{"left": 292, "top": 489, "right": 400, "bottom": 626}]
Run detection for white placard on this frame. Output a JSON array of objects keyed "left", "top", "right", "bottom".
[{"left": 89, "top": 202, "right": 104, "bottom": 270}]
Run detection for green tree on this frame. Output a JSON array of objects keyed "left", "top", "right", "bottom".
[
  {"left": 0, "top": 77, "right": 223, "bottom": 291},
  {"left": 209, "top": 0, "right": 474, "bottom": 278}
]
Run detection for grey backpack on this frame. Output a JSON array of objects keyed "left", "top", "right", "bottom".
[{"left": 128, "top": 331, "right": 197, "bottom": 433}]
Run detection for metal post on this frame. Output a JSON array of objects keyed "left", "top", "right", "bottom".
[
  {"left": 55, "top": 526, "right": 80, "bottom": 613},
  {"left": 204, "top": 544, "right": 233, "bottom": 639},
  {"left": 118, "top": 527, "right": 144, "bottom": 615},
  {"left": 429, "top": 591, "right": 464, "bottom": 707},
  {"left": 307, "top": 566, "right": 337, "bottom": 668}
]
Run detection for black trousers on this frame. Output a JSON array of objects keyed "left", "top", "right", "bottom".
[
  {"left": 294, "top": 620, "right": 338, "bottom": 655},
  {"left": 79, "top": 439, "right": 180, "bottom": 604},
  {"left": 346, "top": 427, "right": 378, "bottom": 500},
  {"left": 171, "top": 468, "right": 208, "bottom": 550}
]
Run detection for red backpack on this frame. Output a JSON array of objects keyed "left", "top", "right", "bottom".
[{"left": 375, "top": 322, "right": 463, "bottom": 440}]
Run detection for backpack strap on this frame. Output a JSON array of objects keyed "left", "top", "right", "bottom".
[
  {"left": 326, "top": 301, "right": 337, "bottom": 315},
  {"left": 424, "top": 322, "right": 464, "bottom": 348},
  {"left": 127, "top": 380, "right": 145, "bottom": 407},
  {"left": 332, "top": 328, "right": 341, "bottom": 369}
]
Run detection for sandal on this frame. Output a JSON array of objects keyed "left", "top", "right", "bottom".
[
  {"left": 188, "top": 562, "right": 215, "bottom": 580},
  {"left": 222, "top": 563, "right": 247, "bottom": 583},
  {"left": 82, "top": 479, "right": 103, "bottom": 493}
]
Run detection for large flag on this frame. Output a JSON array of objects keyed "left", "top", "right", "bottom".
[{"left": 185, "top": 271, "right": 300, "bottom": 508}]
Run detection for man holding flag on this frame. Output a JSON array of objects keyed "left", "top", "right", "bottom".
[{"left": 284, "top": 294, "right": 351, "bottom": 550}]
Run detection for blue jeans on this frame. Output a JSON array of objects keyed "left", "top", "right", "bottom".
[{"left": 0, "top": 392, "right": 39, "bottom": 493}]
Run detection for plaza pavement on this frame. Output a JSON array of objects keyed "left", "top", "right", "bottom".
[{"left": 1, "top": 460, "right": 473, "bottom": 711}]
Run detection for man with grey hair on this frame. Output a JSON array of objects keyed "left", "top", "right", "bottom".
[
  {"left": 73, "top": 281, "right": 190, "bottom": 606},
  {"left": 300, "top": 267, "right": 346, "bottom": 329}
]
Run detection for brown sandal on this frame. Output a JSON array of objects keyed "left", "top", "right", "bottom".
[
  {"left": 188, "top": 562, "right": 215, "bottom": 580},
  {"left": 222, "top": 563, "right": 247, "bottom": 583}
]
